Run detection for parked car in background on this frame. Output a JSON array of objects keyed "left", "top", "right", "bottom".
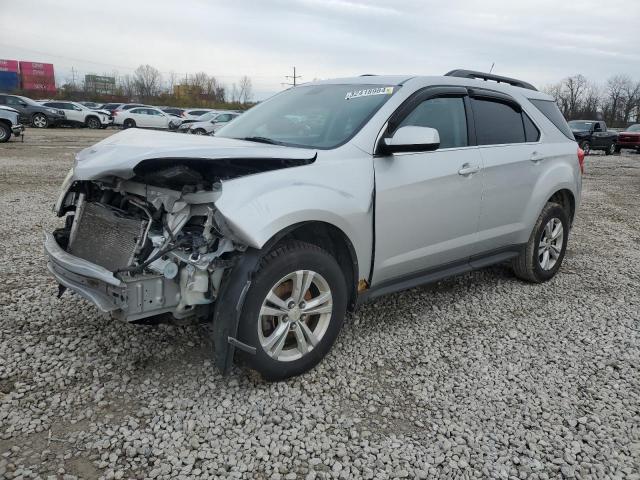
[
  {"left": 179, "top": 111, "right": 241, "bottom": 135},
  {"left": 615, "top": 124, "right": 640, "bottom": 153},
  {"left": 0, "top": 105, "right": 25, "bottom": 142},
  {"left": 182, "top": 108, "right": 215, "bottom": 120},
  {"left": 569, "top": 120, "right": 618, "bottom": 155},
  {"left": 45, "top": 70, "right": 582, "bottom": 379},
  {"left": 161, "top": 107, "right": 185, "bottom": 117},
  {"left": 41, "top": 101, "right": 112, "bottom": 129},
  {"left": 113, "top": 106, "right": 174, "bottom": 129},
  {"left": 0, "top": 93, "right": 65, "bottom": 128},
  {"left": 79, "top": 101, "right": 102, "bottom": 109},
  {"left": 101, "top": 103, "right": 124, "bottom": 115},
  {"left": 114, "top": 103, "right": 150, "bottom": 114}
]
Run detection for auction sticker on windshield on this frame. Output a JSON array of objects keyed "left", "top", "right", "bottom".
[{"left": 345, "top": 86, "right": 394, "bottom": 100}]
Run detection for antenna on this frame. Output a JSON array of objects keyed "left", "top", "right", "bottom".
[
  {"left": 283, "top": 66, "right": 302, "bottom": 87},
  {"left": 489, "top": 62, "right": 495, "bottom": 73}
]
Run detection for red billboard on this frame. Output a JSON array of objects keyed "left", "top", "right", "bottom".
[
  {"left": 19, "top": 61, "right": 55, "bottom": 76},
  {"left": 0, "top": 59, "right": 19, "bottom": 73}
]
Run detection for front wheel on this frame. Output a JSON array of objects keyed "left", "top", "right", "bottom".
[
  {"left": 32, "top": 113, "right": 49, "bottom": 128},
  {"left": 512, "top": 202, "right": 569, "bottom": 283},
  {"left": 0, "top": 123, "right": 10, "bottom": 143},
  {"left": 579, "top": 140, "right": 591, "bottom": 155},
  {"left": 236, "top": 241, "right": 347, "bottom": 381},
  {"left": 86, "top": 117, "right": 101, "bottom": 129},
  {"left": 192, "top": 128, "right": 206, "bottom": 135}
]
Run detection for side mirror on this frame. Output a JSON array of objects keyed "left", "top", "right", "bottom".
[{"left": 380, "top": 126, "right": 440, "bottom": 154}]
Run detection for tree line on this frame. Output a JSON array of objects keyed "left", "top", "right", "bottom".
[
  {"left": 54, "top": 64, "right": 255, "bottom": 109},
  {"left": 544, "top": 74, "right": 640, "bottom": 127}
]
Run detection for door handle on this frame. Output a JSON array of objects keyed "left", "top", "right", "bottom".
[
  {"left": 458, "top": 164, "right": 480, "bottom": 176},
  {"left": 530, "top": 151, "right": 541, "bottom": 163}
]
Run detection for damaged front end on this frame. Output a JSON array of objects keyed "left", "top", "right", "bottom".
[{"left": 47, "top": 166, "right": 246, "bottom": 325}]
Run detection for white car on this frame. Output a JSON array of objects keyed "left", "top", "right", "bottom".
[
  {"left": 41, "top": 101, "right": 112, "bottom": 129},
  {"left": 182, "top": 108, "right": 216, "bottom": 120},
  {"left": 114, "top": 107, "right": 174, "bottom": 129},
  {"left": 178, "top": 111, "right": 241, "bottom": 135}
]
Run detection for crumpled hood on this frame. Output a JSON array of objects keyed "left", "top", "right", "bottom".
[{"left": 73, "top": 128, "right": 316, "bottom": 180}]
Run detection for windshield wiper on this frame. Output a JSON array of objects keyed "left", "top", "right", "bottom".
[{"left": 239, "top": 136, "right": 280, "bottom": 145}]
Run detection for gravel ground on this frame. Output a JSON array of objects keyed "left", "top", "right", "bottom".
[{"left": 1, "top": 128, "right": 639, "bottom": 480}]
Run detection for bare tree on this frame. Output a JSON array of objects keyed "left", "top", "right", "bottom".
[
  {"left": 621, "top": 79, "right": 640, "bottom": 124},
  {"left": 564, "top": 74, "right": 588, "bottom": 119},
  {"left": 166, "top": 71, "right": 178, "bottom": 94},
  {"left": 237, "top": 76, "right": 253, "bottom": 103},
  {"left": 118, "top": 74, "right": 136, "bottom": 100},
  {"left": 602, "top": 75, "right": 629, "bottom": 126},
  {"left": 133, "top": 65, "right": 162, "bottom": 99}
]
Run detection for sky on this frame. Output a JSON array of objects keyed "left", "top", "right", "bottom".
[{"left": 1, "top": 0, "right": 639, "bottom": 100}]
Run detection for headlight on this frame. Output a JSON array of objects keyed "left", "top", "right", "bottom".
[{"left": 46, "top": 108, "right": 57, "bottom": 114}]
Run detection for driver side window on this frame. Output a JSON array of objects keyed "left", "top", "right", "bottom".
[{"left": 397, "top": 97, "right": 468, "bottom": 149}]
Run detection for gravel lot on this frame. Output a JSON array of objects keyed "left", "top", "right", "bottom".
[{"left": 1, "top": 128, "right": 639, "bottom": 480}]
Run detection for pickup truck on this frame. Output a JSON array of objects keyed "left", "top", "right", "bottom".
[
  {"left": 568, "top": 120, "right": 618, "bottom": 155},
  {"left": 0, "top": 105, "right": 25, "bottom": 142}
]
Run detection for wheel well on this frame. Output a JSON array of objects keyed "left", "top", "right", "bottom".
[
  {"left": 548, "top": 189, "right": 575, "bottom": 225},
  {"left": 268, "top": 222, "right": 359, "bottom": 311},
  {"left": 0, "top": 119, "right": 10, "bottom": 128},
  {"left": 85, "top": 115, "right": 98, "bottom": 123}
]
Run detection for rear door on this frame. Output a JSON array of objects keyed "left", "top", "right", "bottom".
[
  {"left": 373, "top": 87, "right": 484, "bottom": 284},
  {"left": 469, "top": 90, "right": 543, "bottom": 251}
]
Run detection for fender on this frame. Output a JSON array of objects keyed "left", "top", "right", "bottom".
[
  {"left": 213, "top": 153, "right": 375, "bottom": 281},
  {"left": 518, "top": 157, "right": 581, "bottom": 244}
]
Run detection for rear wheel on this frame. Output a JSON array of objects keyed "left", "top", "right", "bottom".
[
  {"left": 32, "top": 113, "right": 48, "bottom": 128},
  {"left": 123, "top": 119, "right": 136, "bottom": 129},
  {"left": 614, "top": 146, "right": 622, "bottom": 153},
  {"left": 512, "top": 202, "right": 569, "bottom": 283},
  {"left": 605, "top": 143, "right": 616, "bottom": 155},
  {"left": 236, "top": 241, "right": 347, "bottom": 380},
  {"left": 0, "top": 123, "right": 10, "bottom": 143},
  {"left": 579, "top": 140, "right": 591, "bottom": 155},
  {"left": 192, "top": 128, "right": 206, "bottom": 135}
]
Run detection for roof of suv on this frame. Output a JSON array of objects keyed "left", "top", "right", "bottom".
[{"left": 307, "top": 74, "right": 553, "bottom": 101}]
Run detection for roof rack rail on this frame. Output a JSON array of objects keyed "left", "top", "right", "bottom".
[{"left": 444, "top": 69, "right": 538, "bottom": 91}]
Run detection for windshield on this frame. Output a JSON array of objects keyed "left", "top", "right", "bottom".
[
  {"left": 568, "top": 121, "right": 594, "bottom": 131},
  {"left": 626, "top": 124, "right": 640, "bottom": 132},
  {"left": 198, "top": 112, "right": 218, "bottom": 121},
  {"left": 16, "top": 95, "right": 41, "bottom": 106},
  {"left": 216, "top": 84, "right": 398, "bottom": 149}
]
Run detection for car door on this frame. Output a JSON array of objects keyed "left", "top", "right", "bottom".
[
  {"left": 591, "top": 122, "right": 607, "bottom": 148},
  {"left": 4, "top": 96, "right": 28, "bottom": 121},
  {"left": 469, "top": 90, "right": 543, "bottom": 252},
  {"left": 130, "top": 108, "right": 150, "bottom": 127},
  {"left": 372, "top": 87, "right": 484, "bottom": 285}
]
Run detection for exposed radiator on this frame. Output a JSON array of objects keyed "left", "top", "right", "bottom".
[{"left": 68, "top": 201, "right": 147, "bottom": 272}]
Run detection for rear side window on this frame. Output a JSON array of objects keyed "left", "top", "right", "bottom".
[
  {"left": 529, "top": 99, "right": 574, "bottom": 140},
  {"left": 523, "top": 113, "right": 540, "bottom": 142},
  {"left": 398, "top": 97, "right": 468, "bottom": 149},
  {"left": 472, "top": 98, "right": 525, "bottom": 145}
]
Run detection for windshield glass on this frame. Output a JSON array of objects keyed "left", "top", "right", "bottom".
[
  {"left": 568, "top": 121, "right": 594, "bottom": 131},
  {"left": 16, "top": 95, "right": 41, "bottom": 106},
  {"left": 626, "top": 124, "right": 640, "bottom": 132},
  {"left": 216, "top": 84, "right": 398, "bottom": 149},
  {"left": 198, "top": 112, "right": 218, "bottom": 121}
]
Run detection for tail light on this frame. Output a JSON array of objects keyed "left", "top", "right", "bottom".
[
  {"left": 577, "top": 147, "right": 585, "bottom": 174},
  {"left": 112, "top": 111, "right": 118, "bottom": 116}
]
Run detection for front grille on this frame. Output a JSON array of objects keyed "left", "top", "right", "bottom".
[{"left": 68, "top": 202, "right": 147, "bottom": 272}]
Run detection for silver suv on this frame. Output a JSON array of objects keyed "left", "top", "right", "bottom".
[{"left": 45, "top": 70, "right": 582, "bottom": 380}]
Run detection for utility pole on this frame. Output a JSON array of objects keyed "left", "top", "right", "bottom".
[{"left": 283, "top": 66, "right": 302, "bottom": 87}]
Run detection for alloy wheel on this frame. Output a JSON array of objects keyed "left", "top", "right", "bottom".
[
  {"left": 257, "top": 270, "right": 333, "bottom": 362},
  {"left": 33, "top": 114, "right": 47, "bottom": 128},
  {"left": 538, "top": 218, "right": 563, "bottom": 270}
]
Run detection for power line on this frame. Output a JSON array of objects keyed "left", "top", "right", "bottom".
[{"left": 283, "top": 66, "right": 302, "bottom": 87}]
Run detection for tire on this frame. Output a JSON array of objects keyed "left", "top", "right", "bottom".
[
  {"left": 123, "top": 119, "right": 136, "bottom": 129},
  {"left": 192, "top": 129, "right": 205, "bottom": 135},
  {"left": 32, "top": 113, "right": 49, "bottom": 128},
  {"left": 236, "top": 241, "right": 347, "bottom": 381},
  {"left": 0, "top": 123, "right": 10, "bottom": 143},
  {"left": 86, "top": 116, "right": 101, "bottom": 129},
  {"left": 512, "top": 202, "right": 569, "bottom": 283},
  {"left": 614, "top": 146, "right": 622, "bottom": 153},
  {"left": 579, "top": 140, "right": 591, "bottom": 155},
  {"left": 605, "top": 142, "right": 616, "bottom": 155}
]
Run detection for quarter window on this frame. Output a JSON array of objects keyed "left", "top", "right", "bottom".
[
  {"left": 397, "top": 97, "right": 468, "bottom": 149},
  {"left": 523, "top": 113, "right": 540, "bottom": 142},
  {"left": 472, "top": 98, "right": 525, "bottom": 145}
]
